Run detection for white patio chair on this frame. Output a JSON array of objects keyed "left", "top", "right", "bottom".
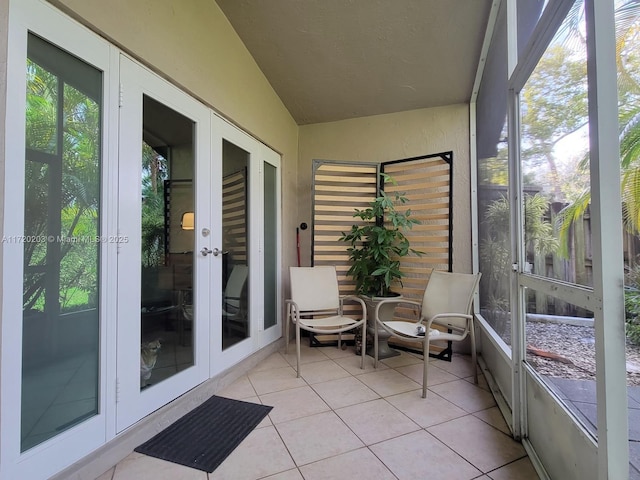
[
  {"left": 373, "top": 270, "right": 481, "bottom": 398},
  {"left": 286, "top": 266, "right": 367, "bottom": 377}
]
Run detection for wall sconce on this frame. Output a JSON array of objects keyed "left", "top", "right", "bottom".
[{"left": 181, "top": 212, "right": 194, "bottom": 230}]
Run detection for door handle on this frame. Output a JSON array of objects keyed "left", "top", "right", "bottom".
[{"left": 202, "top": 247, "right": 228, "bottom": 257}]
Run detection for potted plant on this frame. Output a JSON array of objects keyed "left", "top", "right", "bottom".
[{"left": 340, "top": 173, "right": 421, "bottom": 357}]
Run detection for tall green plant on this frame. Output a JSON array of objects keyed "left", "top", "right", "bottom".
[{"left": 340, "top": 173, "right": 421, "bottom": 297}]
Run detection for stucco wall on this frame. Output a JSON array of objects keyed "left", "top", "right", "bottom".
[
  {"left": 298, "top": 104, "right": 472, "bottom": 273},
  {"left": 48, "top": 0, "right": 300, "bottom": 270}
]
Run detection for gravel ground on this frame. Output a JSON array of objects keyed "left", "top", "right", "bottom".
[{"left": 524, "top": 322, "right": 640, "bottom": 386}]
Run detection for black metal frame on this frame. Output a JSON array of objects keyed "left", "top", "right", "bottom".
[
  {"left": 382, "top": 151, "right": 454, "bottom": 361},
  {"left": 380, "top": 150, "right": 454, "bottom": 274}
]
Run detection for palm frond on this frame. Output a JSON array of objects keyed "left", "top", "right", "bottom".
[
  {"left": 556, "top": 189, "right": 591, "bottom": 258},
  {"left": 622, "top": 165, "right": 640, "bottom": 234}
]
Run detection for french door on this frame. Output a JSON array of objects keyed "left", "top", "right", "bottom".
[
  {"left": 115, "top": 57, "right": 282, "bottom": 430},
  {"left": 210, "top": 115, "right": 282, "bottom": 374},
  {"left": 116, "top": 56, "right": 212, "bottom": 431}
]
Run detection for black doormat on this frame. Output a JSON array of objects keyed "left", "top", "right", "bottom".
[{"left": 134, "top": 395, "right": 272, "bottom": 473}]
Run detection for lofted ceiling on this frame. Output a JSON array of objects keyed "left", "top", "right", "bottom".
[{"left": 215, "top": 0, "right": 493, "bottom": 125}]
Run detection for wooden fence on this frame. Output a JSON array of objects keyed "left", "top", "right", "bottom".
[{"left": 479, "top": 184, "right": 640, "bottom": 318}]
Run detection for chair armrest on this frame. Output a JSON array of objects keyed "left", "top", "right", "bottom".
[
  {"left": 339, "top": 295, "right": 367, "bottom": 317},
  {"left": 341, "top": 294, "right": 363, "bottom": 302},
  {"left": 423, "top": 313, "right": 473, "bottom": 332},
  {"left": 429, "top": 313, "right": 472, "bottom": 322},
  {"left": 285, "top": 299, "right": 300, "bottom": 317},
  {"left": 374, "top": 298, "right": 421, "bottom": 323}
]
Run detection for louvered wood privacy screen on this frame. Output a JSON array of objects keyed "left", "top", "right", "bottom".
[
  {"left": 382, "top": 154, "right": 452, "bottom": 300},
  {"left": 223, "top": 169, "right": 247, "bottom": 264},
  {"left": 312, "top": 153, "right": 452, "bottom": 321},
  {"left": 312, "top": 162, "right": 378, "bottom": 297}
]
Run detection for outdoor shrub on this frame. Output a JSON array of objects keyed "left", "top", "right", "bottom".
[
  {"left": 624, "top": 287, "right": 640, "bottom": 346},
  {"left": 629, "top": 319, "right": 640, "bottom": 346}
]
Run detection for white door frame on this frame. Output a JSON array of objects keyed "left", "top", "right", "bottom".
[{"left": 115, "top": 55, "right": 212, "bottom": 432}]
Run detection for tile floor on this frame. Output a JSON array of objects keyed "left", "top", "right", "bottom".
[{"left": 97, "top": 344, "right": 540, "bottom": 480}]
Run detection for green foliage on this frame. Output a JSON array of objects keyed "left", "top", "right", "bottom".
[
  {"left": 624, "top": 264, "right": 640, "bottom": 346},
  {"left": 523, "top": 193, "right": 559, "bottom": 257},
  {"left": 478, "top": 150, "right": 508, "bottom": 186},
  {"left": 479, "top": 193, "right": 559, "bottom": 334},
  {"left": 23, "top": 59, "right": 101, "bottom": 312},
  {"left": 340, "top": 173, "right": 421, "bottom": 297},
  {"left": 141, "top": 143, "right": 168, "bottom": 267},
  {"left": 624, "top": 289, "right": 640, "bottom": 346},
  {"left": 483, "top": 193, "right": 558, "bottom": 258},
  {"left": 141, "top": 210, "right": 165, "bottom": 268}
]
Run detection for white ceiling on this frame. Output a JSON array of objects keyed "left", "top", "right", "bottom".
[{"left": 215, "top": 0, "right": 493, "bottom": 125}]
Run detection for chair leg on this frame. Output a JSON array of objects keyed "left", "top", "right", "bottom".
[
  {"left": 470, "top": 320, "right": 478, "bottom": 384},
  {"left": 422, "top": 337, "right": 430, "bottom": 398},
  {"left": 295, "top": 323, "right": 301, "bottom": 378},
  {"left": 360, "top": 322, "right": 366, "bottom": 370},
  {"left": 285, "top": 304, "right": 290, "bottom": 354},
  {"left": 373, "top": 321, "right": 379, "bottom": 368}
]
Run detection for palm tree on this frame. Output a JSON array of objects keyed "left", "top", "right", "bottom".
[{"left": 557, "top": 1, "right": 640, "bottom": 245}]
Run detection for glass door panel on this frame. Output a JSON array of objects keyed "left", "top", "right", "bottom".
[
  {"left": 263, "top": 162, "right": 278, "bottom": 330},
  {"left": 222, "top": 140, "right": 250, "bottom": 350},
  {"left": 140, "top": 96, "right": 194, "bottom": 388},
  {"left": 117, "top": 56, "right": 210, "bottom": 431},
  {"left": 519, "top": 0, "right": 590, "bottom": 287},
  {"left": 21, "top": 34, "right": 101, "bottom": 452}
]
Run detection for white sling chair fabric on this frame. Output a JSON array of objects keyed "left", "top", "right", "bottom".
[
  {"left": 286, "top": 266, "right": 367, "bottom": 377},
  {"left": 373, "top": 270, "right": 481, "bottom": 398}
]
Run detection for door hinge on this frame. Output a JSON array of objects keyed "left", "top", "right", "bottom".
[
  {"left": 119, "top": 83, "right": 124, "bottom": 108},
  {"left": 116, "top": 377, "right": 121, "bottom": 403}
]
